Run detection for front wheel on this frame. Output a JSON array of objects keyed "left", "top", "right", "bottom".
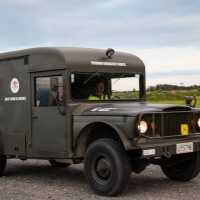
[
  {"left": 161, "top": 152, "right": 200, "bottom": 181},
  {"left": 0, "top": 155, "right": 7, "bottom": 176},
  {"left": 84, "top": 139, "right": 131, "bottom": 196}
]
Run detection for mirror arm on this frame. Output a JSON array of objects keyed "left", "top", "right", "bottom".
[{"left": 54, "top": 98, "right": 65, "bottom": 115}]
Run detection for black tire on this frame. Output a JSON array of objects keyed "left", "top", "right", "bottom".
[
  {"left": 84, "top": 139, "right": 131, "bottom": 196},
  {"left": 48, "top": 160, "right": 71, "bottom": 168},
  {"left": 161, "top": 152, "right": 200, "bottom": 181},
  {"left": 0, "top": 155, "right": 7, "bottom": 176}
]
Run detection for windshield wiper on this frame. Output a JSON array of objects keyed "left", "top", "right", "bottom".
[
  {"left": 84, "top": 70, "right": 100, "bottom": 84},
  {"left": 113, "top": 71, "right": 127, "bottom": 84}
]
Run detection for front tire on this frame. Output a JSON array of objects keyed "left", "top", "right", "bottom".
[
  {"left": 0, "top": 155, "right": 7, "bottom": 176},
  {"left": 161, "top": 152, "right": 200, "bottom": 181},
  {"left": 84, "top": 139, "right": 131, "bottom": 196}
]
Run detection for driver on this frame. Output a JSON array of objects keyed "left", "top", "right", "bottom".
[{"left": 88, "top": 80, "right": 114, "bottom": 100}]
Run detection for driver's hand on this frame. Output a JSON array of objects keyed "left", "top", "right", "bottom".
[{"left": 110, "top": 95, "right": 114, "bottom": 99}]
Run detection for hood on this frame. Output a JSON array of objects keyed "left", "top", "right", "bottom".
[{"left": 73, "top": 102, "right": 192, "bottom": 117}]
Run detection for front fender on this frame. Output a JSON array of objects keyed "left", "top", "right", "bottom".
[{"left": 101, "top": 121, "right": 137, "bottom": 150}]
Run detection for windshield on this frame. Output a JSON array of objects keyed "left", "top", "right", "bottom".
[{"left": 71, "top": 72, "right": 143, "bottom": 100}]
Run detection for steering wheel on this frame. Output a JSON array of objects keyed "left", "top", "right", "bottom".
[{"left": 114, "top": 96, "right": 120, "bottom": 99}]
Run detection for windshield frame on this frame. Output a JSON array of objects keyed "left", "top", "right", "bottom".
[{"left": 70, "top": 70, "right": 145, "bottom": 102}]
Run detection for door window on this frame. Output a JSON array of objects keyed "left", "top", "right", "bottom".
[{"left": 35, "top": 76, "right": 63, "bottom": 107}]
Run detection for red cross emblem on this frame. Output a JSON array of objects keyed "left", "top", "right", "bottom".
[
  {"left": 10, "top": 78, "right": 20, "bottom": 93},
  {"left": 12, "top": 81, "right": 18, "bottom": 89}
]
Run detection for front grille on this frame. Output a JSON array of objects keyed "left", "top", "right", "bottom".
[
  {"left": 163, "top": 113, "right": 190, "bottom": 136},
  {"left": 138, "top": 110, "right": 200, "bottom": 138}
]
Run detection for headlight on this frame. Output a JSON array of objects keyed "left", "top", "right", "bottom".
[
  {"left": 137, "top": 120, "right": 148, "bottom": 134},
  {"left": 197, "top": 117, "right": 200, "bottom": 129}
]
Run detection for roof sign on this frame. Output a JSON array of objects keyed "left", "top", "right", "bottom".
[{"left": 91, "top": 61, "right": 126, "bottom": 66}]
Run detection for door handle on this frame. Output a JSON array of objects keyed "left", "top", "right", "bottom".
[{"left": 31, "top": 115, "right": 38, "bottom": 119}]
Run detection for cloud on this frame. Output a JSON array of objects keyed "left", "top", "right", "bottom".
[
  {"left": 1, "top": 1, "right": 200, "bottom": 51},
  {"left": 126, "top": 47, "right": 200, "bottom": 71},
  {"left": 0, "top": 0, "right": 200, "bottom": 87},
  {"left": 122, "top": 46, "right": 200, "bottom": 87},
  {"left": 147, "top": 69, "right": 200, "bottom": 78},
  {"left": 146, "top": 74, "right": 200, "bottom": 87}
]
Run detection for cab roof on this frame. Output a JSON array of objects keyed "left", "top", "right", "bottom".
[{"left": 0, "top": 47, "right": 145, "bottom": 71}]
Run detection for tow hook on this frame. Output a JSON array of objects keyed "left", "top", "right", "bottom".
[{"left": 162, "top": 151, "right": 171, "bottom": 158}]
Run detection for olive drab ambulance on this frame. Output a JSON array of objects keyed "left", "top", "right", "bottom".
[{"left": 1, "top": 47, "right": 200, "bottom": 196}]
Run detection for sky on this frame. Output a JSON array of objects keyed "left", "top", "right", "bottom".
[{"left": 0, "top": 0, "right": 200, "bottom": 88}]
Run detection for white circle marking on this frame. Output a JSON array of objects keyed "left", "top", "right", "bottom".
[{"left": 10, "top": 78, "right": 20, "bottom": 93}]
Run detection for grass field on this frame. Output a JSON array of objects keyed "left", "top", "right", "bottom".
[
  {"left": 148, "top": 100, "right": 200, "bottom": 107},
  {"left": 113, "top": 90, "right": 200, "bottom": 108},
  {"left": 147, "top": 90, "right": 200, "bottom": 108}
]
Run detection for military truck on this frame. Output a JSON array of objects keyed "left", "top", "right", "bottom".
[{"left": 0, "top": 47, "right": 200, "bottom": 196}]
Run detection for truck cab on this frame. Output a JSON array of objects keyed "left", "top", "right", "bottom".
[{"left": 0, "top": 47, "right": 200, "bottom": 196}]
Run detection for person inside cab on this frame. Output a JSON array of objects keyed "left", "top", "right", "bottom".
[{"left": 88, "top": 79, "right": 114, "bottom": 100}]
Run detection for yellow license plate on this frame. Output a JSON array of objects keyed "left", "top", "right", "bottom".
[{"left": 181, "top": 124, "right": 188, "bottom": 135}]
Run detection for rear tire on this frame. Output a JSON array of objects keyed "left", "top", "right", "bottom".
[
  {"left": 84, "top": 139, "right": 131, "bottom": 196},
  {"left": 0, "top": 155, "right": 7, "bottom": 176},
  {"left": 48, "top": 160, "right": 71, "bottom": 168},
  {"left": 161, "top": 152, "right": 200, "bottom": 181}
]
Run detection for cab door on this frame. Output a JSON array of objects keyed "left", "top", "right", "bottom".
[{"left": 31, "top": 71, "right": 67, "bottom": 152}]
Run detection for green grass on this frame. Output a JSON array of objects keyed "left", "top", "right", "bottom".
[
  {"left": 113, "top": 90, "right": 200, "bottom": 108},
  {"left": 113, "top": 91, "right": 139, "bottom": 99},
  {"left": 147, "top": 90, "right": 200, "bottom": 108}
]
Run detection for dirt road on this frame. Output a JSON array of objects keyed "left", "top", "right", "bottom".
[{"left": 0, "top": 159, "right": 200, "bottom": 200}]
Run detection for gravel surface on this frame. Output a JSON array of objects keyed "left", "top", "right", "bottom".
[{"left": 0, "top": 159, "right": 200, "bottom": 200}]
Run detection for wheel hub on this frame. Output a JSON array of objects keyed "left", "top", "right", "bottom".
[{"left": 96, "top": 158, "right": 111, "bottom": 178}]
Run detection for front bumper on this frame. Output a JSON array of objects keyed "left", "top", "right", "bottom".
[{"left": 137, "top": 137, "right": 200, "bottom": 158}]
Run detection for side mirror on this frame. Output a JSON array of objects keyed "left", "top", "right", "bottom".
[
  {"left": 49, "top": 77, "right": 64, "bottom": 115},
  {"left": 50, "top": 78, "right": 58, "bottom": 91},
  {"left": 185, "top": 96, "right": 196, "bottom": 108},
  {"left": 50, "top": 78, "right": 58, "bottom": 106}
]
